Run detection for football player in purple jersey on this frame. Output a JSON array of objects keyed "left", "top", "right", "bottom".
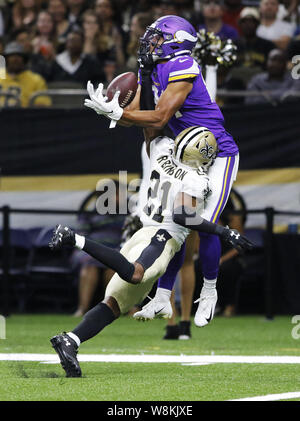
[{"left": 85, "top": 15, "right": 240, "bottom": 331}]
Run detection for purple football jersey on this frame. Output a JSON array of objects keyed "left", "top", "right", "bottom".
[{"left": 139, "top": 55, "right": 238, "bottom": 157}]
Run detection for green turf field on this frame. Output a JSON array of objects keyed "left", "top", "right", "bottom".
[{"left": 0, "top": 314, "right": 299, "bottom": 401}]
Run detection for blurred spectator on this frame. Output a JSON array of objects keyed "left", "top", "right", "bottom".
[
  {"left": 236, "top": 8, "right": 276, "bottom": 70},
  {"left": 125, "top": 11, "right": 153, "bottom": 72},
  {"left": 102, "top": 59, "right": 117, "bottom": 85},
  {"left": 111, "top": 0, "right": 151, "bottom": 33},
  {"left": 0, "top": 41, "right": 51, "bottom": 107},
  {"left": 0, "top": 4, "right": 5, "bottom": 37},
  {"left": 49, "top": 29, "right": 105, "bottom": 85},
  {"left": 48, "top": 0, "right": 74, "bottom": 51},
  {"left": 31, "top": 10, "right": 57, "bottom": 61},
  {"left": 215, "top": 189, "right": 247, "bottom": 317},
  {"left": 198, "top": 0, "right": 239, "bottom": 41},
  {"left": 93, "top": 0, "right": 125, "bottom": 70},
  {"left": 163, "top": 231, "right": 199, "bottom": 340},
  {"left": 10, "top": 27, "right": 54, "bottom": 80},
  {"left": 0, "top": 35, "right": 4, "bottom": 54},
  {"left": 173, "top": 0, "right": 195, "bottom": 21},
  {"left": 277, "top": 0, "right": 299, "bottom": 25},
  {"left": 227, "top": 7, "right": 276, "bottom": 86},
  {"left": 257, "top": 0, "right": 296, "bottom": 50},
  {"left": 152, "top": 0, "right": 179, "bottom": 21},
  {"left": 66, "top": 0, "right": 88, "bottom": 27},
  {"left": 81, "top": 8, "right": 119, "bottom": 83},
  {"left": 11, "top": 0, "right": 42, "bottom": 33},
  {"left": 71, "top": 183, "right": 126, "bottom": 317},
  {"left": 222, "top": 0, "right": 244, "bottom": 33},
  {"left": 81, "top": 8, "right": 101, "bottom": 55},
  {"left": 287, "top": 32, "right": 300, "bottom": 61},
  {"left": 245, "top": 48, "right": 300, "bottom": 104}
]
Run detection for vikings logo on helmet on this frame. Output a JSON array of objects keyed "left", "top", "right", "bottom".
[{"left": 138, "top": 15, "right": 198, "bottom": 66}]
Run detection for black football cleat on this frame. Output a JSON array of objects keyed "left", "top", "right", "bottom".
[
  {"left": 178, "top": 320, "right": 191, "bottom": 340},
  {"left": 163, "top": 324, "right": 180, "bottom": 340},
  {"left": 50, "top": 333, "right": 82, "bottom": 378},
  {"left": 49, "top": 224, "right": 75, "bottom": 250}
]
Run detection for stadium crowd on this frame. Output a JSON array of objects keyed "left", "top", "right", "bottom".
[{"left": 0, "top": 0, "right": 299, "bottom": 106}]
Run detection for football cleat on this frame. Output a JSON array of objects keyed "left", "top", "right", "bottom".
[
  {"left": 50, "top": 332, "right": 82, "bottom": 378},
  {"left": 194, "top": 288, "right": 217, "bottom": 327},
  {"left": 178, "top": 320, "right": 191, "bottom": 340},
  {"left": 49, "top": 224, "right": 75, "bottom": 250},
  {"left": 133, "top": 296, "right": 173, "bottom": 321},
  {"left": 163, "top": 324, "right": 180, "bottom": 340}
]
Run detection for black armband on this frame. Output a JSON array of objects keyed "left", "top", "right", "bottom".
[{"left": 172, "top": 206, "right": 225, "bottom": 236}]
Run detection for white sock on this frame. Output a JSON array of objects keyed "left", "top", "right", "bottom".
[
  {"left": 67, "top": 332, "right": 81, "bottom": 347},
  {"left": 155, "top": 287, "right": 172, "bottom": 302},
  {"left": 75, "top": 234, "right": 85, "bottom": 250},
  {"left": 203, "top": 278, "right": 217, "bottom": 291}
]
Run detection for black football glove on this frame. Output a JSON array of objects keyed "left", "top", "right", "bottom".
[{"left": 221, "top": 226, "right": 254, "bottom": 254}]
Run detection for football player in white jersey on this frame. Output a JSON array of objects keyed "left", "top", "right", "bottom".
[{"left": 48, "top": 126, "right": 252, "bottom": 378}]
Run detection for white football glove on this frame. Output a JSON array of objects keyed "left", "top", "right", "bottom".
[{"left": 84, "top": 81, "right": 123, "bottom": 122}]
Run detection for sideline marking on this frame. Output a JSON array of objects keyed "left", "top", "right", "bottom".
[
  {"left": 229, "top": 391, "right": 300, "bottom": 401},
  {"left": 1, "top": 353, "right": 300, "bottom": 364}
]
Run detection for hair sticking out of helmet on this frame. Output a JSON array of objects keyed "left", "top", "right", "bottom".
[
  {"left": 173, "top": 126, "right": 218, "bottom": 170},
  {"left": 138, "top": 15, "right": 198, "bottom": 68}
]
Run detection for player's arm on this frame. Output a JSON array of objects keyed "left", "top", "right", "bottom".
[
  {"left": 116, "top": 85, "right": 165, "bottom": 146},
  {"left": 172, "top": 193, "right": 253, "bottom": 253},
  {"left": 120, "top": 80, "right": 193, "bottom": 129}
]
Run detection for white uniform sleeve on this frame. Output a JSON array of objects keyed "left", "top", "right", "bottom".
[{"left": 180, "top": 172, "right": 210, "bottom": 203}]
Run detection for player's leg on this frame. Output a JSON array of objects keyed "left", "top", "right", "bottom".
[
  {"left": 49, "top": 224, "right": 144, "bottom": 284},
  {"left": 50, "top": 226, "right": 180, "bottom": 376},
  {"left": 178, "top": 231, "right": 199, "bottom": 339},
  {"left": 133, "top": 243, "right": 185, "bottom": 321},
  {"left": 195, "top": 154, "right": 239, "bottom": 327},
  {"left": 106, "top": 227, "right": 181, "bottom": 320},
  {"left": 164, "top": 232, "right": 198, "bottom": 339}
]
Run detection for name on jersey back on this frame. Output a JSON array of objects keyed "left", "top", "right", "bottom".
[{"left": 156, "top": 155, "right": 188, "bottom": 180}]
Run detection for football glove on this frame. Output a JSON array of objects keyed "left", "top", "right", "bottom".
[
  {"left": 221, "top": 226, "right": 254, "bottom": 254},
  {"left": 84, "top": 81, "right": 123, "bottom": 121}
]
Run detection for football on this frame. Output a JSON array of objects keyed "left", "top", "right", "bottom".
[{"left": 106, "top": 72, "right": 138, "bottom": 108}]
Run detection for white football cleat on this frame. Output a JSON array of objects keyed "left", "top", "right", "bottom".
[
  {"left": 194, "top": 288, "right": 217, "bottom": 327},
  {"left": 133, "top": 296, "right": 173, "bottom": 321}
]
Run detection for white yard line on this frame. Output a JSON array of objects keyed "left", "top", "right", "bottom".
[
  {"left": 0, "top": 353, "right": 300, "bottom": 364},
  {"left": 1, "top": 353, "right": 299, "bottom": 401},
  {"left": 229, "top": 391, "right": 300, "bottom": 401}
]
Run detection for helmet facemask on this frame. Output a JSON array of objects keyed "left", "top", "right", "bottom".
[{"left": 138, "top": 26, "right": 170, "bottom": 67}]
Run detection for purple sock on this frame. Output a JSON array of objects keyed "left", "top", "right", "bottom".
[
  {"left": 157, "top": 243, "right": 186, "bottom": 291},
  {"left": 198, "top": 232, "right": 221, "bottom": 280}
]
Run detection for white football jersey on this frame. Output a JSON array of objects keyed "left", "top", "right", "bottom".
[{"left": 140, "top": 136, "right": 211, "bottom": 246}]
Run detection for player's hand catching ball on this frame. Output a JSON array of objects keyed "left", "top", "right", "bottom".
[{"left": 84, "top": 81, "right": 123, "bottom": 121}]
